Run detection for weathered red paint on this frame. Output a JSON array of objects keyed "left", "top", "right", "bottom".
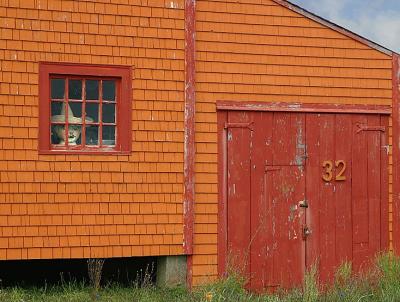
[
  {"left": 393, "top": 54, "right": 400, "bottom": 254},
  {"left": 217, "top": 110, "right": 228, "bottom": 277},
  {"left": 307, "top": 114, "right": 388, "bottom": 282},
  {"left": 38, "top": 62, "right": 132, "bottom": 155},
  {"left": 381, "top": 115, "right": 390, "bottom": 251},
  {"left": 226, "top": 111, "right": 252, "bottom": 283},
  {"left": 218, "top": 106, "right": 389, "bottom": 291},
  {"left": 217, "top": 101, "right": 391, "bottom": 115},
  {"left": 272, "top": 0, "right": 392, "bottom": 56},
  {"left": 254, "top": 113, "right": 306, "bottom": 290},
  {"left": 184, "top": 0, "right": 196, "bottom": 287}
]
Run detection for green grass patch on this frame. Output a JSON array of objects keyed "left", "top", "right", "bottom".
[{"left": 1, "top": 253, "right": 400, "bottom": 302}]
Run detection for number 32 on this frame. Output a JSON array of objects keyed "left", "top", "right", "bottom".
[{"left": 322, "top": 160, "right": 346, "bottom": 182}]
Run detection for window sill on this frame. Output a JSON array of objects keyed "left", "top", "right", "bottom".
[{"left": 38, "top": 148, "right": 131, "bottom": 155}]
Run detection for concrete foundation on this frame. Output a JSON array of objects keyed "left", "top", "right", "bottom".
[{"left": 156, "top": 255, "right": 187, "bottom": 287}]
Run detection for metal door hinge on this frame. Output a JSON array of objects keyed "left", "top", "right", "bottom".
[
  {"left": 265, "top": 166, "right": 281, "bottom": 172},
  {"left": 224, "top": 122, "right": 254, "bottom": 130},
  {"left": 356, "top": 124, "right": 385, "bottom": 133}
]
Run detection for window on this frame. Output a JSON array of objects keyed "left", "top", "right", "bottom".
[{"left": 39, "top": 63, "right": 131, "bottom": 154}]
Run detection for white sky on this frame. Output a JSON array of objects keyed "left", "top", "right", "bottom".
[{"left": 289, "top": 0, "right": 400, "bottom": 53}]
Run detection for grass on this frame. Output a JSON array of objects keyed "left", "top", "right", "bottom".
[{"left": 1, "top": 253, "right": 400, "bottom": 302}]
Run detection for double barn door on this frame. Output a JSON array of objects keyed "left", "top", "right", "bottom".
[{"left": 222, "top": 110, "right": 388, "bottom": 291}]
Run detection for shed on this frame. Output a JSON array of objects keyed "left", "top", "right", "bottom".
[{"left": 0, "top": 0, "right": 399, "bottom": 291}]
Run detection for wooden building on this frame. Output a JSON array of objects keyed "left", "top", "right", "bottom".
[{"left": 1, "top": 0, "right": 400, "bottom": 291}]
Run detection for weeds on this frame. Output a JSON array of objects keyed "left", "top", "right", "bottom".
[
  {"left": 133, "top": 262, "right": 155, "bottom": 289},
  {"left": 87, "top": 258, "right": 105, "bottom": 301},
  {"left": 193, "top": 271, "right": 251, "bottom": 302},
  {"left": 302, "top": 264, "right": 319, "bottom": 302},
  {"left": 87, "top": 258, "right": 105, "bottom": 290},
  {"left": 1, "top": 253, "right": 400, "bottom": 302}
]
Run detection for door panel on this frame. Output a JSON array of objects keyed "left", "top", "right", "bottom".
[
  {"left": 250, "top": 112, "right": 306, "bottom": 290},
  {"left": 333, "top": 115, "right": 353, "bottom": 270},
  {"left": 226, "top": 111, "right": 252, "bottom": 278},
  {"left": 352, "top": 115, "right": 382, "bottom": 270},
  {"left": 306, "top": 114, "right": 354, "bottom": 283},
  {"left": 366, "top": 115, "right": 382, "bottom": 258},
  {"left": 352, "top": 115, "right": 369, "bottom": 246},
  {"left": 271, "top": 113, "right": 306, "bottom": 166},
  {"left": 314, "top": 114, "right": 337, "bottom": 283},
  {"left": 261, "top": 165, "right": 305, "bottom": 289},
  {"left": 304, "top": 114, "right": 322, "bottom": 269},
  {"left": 250, "top": 112, "right": 273, "bottom": 290}
]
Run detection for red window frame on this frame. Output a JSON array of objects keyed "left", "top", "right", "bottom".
[{"left": 39, "top": 62, "right": 132, "bottom": 154}]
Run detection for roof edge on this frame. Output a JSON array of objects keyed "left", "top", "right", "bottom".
[{"left": 272, "top": 0, "right": 396, "bottom": 57}]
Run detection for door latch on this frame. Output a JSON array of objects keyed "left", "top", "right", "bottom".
[
  {"left": 303, "top": 226, "right": 312, "bottom": 239},
  {"left": 298, "top": 199, "right": 308, "bottom": 208},
  {"left": 382, "top": 145, "right": 389, "bottom": 155}
]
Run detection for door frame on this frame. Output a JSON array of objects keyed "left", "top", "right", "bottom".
[{"left": 217, "top": 101, "right": 391, "bottom": 277}]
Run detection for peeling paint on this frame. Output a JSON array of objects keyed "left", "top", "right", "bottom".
[
  {"left": 280, "top": 182, "right": 294, "bottom": 197},
  {"left": 294, "top": 119, "right": 306, "bottom": 168},
  {"left": 288, "top": 204, "right": 297, "bottom": 222},
  {"left": 287, "top": 104, "right": 301, "bottom": 109},
  {"left": 183, "top": 0, "right": 196, "bottom": 262}
]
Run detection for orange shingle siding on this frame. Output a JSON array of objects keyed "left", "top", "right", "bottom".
[
  {"left": 0, "top": 0, "right": 185, "bottom": 260},
  {"left": 0, "top": 0, "right": 394, "bottom": 286},
  {"left": 193, "top": 0, "right": 393, "bottom": 285}
]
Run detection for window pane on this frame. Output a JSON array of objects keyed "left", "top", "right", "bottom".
[
  {"left": 69, "top": 79, "right": 82, "bottom": 100},
  {"left": 103, "top": 80, "right": 115, "bottom": 101},
  {"left": 102, "top": 126, "right": 115, "bottom": 145},
  {"left": 86, "top": 80, "right": 99, "bottom": 100},
  {"left": 67, "top": 125, "right": 82, "bottom": 146},
  {"left": 51, "top": 101, "right": 64, "bottom": 117},
  {"left": 102, "top": 103, "right": 115, "bottom": 123},
  {"left": 51, "top": 124, "right": 65, "bottom": 145},
  {"left": 51, "top": 79, "right": 65, "bottom": 99},
  {"left": 70, "top": 102, "right": 82, "bottom": 119},
  {"left": 86, "top": 125, "right": 99, "bottom": 145},
  {"left": 85, "top": 103, "right": 99, "bottom": 123}
]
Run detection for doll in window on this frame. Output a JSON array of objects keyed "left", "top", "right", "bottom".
[{"left": 51, "top": 103, "right": 93, "bottom": 145}]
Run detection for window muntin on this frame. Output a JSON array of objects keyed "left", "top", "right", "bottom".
[
  {"left": 49, "top": 76, "right": 118, "bottom": 150},
  {"left": 39, "top": 63, "right": 131, "bottom": 154}
]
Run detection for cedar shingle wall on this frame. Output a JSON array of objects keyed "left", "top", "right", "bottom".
[
  {"left": 0, "top": 0, "right": 185, "bottom": 260},
  {"left": 0, "top": 0, "right": 394, "bottom": 286},
  {"left": 193, "top": 0, "right": 393, "bottom": 285}
]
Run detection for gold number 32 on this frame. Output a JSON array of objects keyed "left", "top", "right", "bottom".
[{"left": 322, "top": 160, "right": 346, "bottom": 182}]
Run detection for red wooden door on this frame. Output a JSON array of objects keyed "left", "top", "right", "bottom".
[
  {"left": 226, "top": 112, "right": 307, "bottom": 290},
  {"left": 223, "top": 110, "right": 388, "bottom": 292},
  {"left": 250, "top": 112, "right": 306, "bottom": 290}
]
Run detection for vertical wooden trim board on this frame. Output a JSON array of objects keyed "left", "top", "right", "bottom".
[
  {"left": 217, "top": 111, "right": 228, "bottom": 277},
  {"left": 393, "top": 54, "right": 400, "bottom": 254},
  {"left": 184, "top": 0, "right": 196, "bottom": 287}
]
